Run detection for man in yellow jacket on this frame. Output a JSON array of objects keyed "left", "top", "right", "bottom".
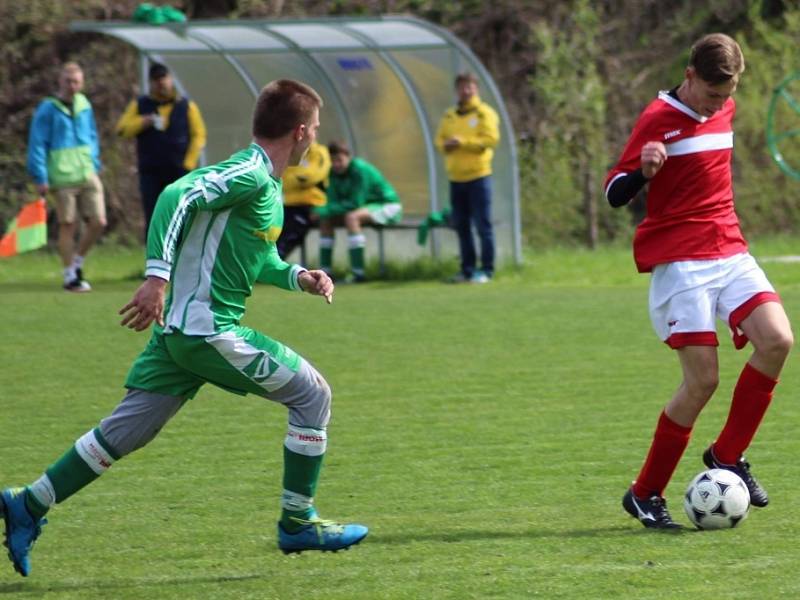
[
  {"left": 116, "top": 62, "right": 206, "bottom": 238},
  {"left": 276, "top": 142, "right": 331, "bottom": 260},
  {"left": 435, "top": 72, "right": 500, "bottom": 284}
]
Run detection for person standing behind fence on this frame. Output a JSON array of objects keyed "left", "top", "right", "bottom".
[
  {"left": 316, "top": 141, "right": 401, "bottom": 283},
  {"left": 27, "top": 62, "right": 106, "bottom": 293},
  {"left": 116, "top": 62, "right": 207, "bottom": 238},
  {"left": 435, "top": 72, "right": 500, "bottom": 284},
  {"left": 276, "top": 141, "right": 331, "bottom": 260}
]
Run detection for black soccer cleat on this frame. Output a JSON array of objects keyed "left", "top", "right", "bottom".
[
  {"left": 703, "top": 446, "right": 768, "bottom": 507},
  {"left": 622, "top": 488, "right": 682, "bottom": 530}
]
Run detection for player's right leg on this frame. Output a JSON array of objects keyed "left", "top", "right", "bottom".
[
  {"left": 2, "top": 334, "right": 195, "bottom": 576},
  {"left": 1, "top": 389, "right": 186, "bottom": 576},
  {"left": 623, "top": 265, "right": 720, "bottom": 530}
]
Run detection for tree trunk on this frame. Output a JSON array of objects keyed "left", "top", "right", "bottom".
[{"left": 582, "top": 157, "right": 598, "bottom": 249}]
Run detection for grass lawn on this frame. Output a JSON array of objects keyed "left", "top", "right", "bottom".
[{"left": 1, "top": 240, "right": 799, "bottom": 598}]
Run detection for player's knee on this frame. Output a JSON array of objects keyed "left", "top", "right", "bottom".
[
  {"left": 298, "top": 371, "right": 332, "bottom": 428},
  {"left": 310, "top": 374, "right": 332, "bottom": 423},
  {"left": 686, "top": 373, "right": 719, "bottom": 402},
  {"left": 98, "top": 420, "right": 157, "bottom": 457},
  {"left": 767, "top": 329, "right": 794, "bottom": 360},
  {"left": 344, "top": 212, "right": 360, "bottom": 229}
]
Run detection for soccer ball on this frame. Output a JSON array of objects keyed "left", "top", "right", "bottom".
[{"left": 684, "top": 468, "right": 750, "bottom": 530}]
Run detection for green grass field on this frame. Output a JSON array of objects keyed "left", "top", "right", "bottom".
[{"left": 1, "top": 241, "right": 800, "bottom": 598}]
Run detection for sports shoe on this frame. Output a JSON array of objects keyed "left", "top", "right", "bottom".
[
  {"left": 63, "top": 277, "right": 91, "bottom": 292},
  {"left": 66, "top": 267, "right": 92, "bottom": 292},
  {"left": 277, "top": 515, "right": 368, "bottom": 554},
  {"left": 622, "top": 488, "right": 682, "bottom": 530},
  {"left": 1, "top": 487, "right": 47, "bottom": 577},
  {"left": 470, "top": 270, "right": 490, "bottom": 284},
  {"left": 703, "top": 446, "right": 768, "bottom": 507}
]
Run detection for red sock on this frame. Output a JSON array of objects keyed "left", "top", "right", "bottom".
[
  {"left": 632, "top": 410, "right": 692, "bottom": 499},
  {"left": 713, "top": 363, "right": 777, "bottom": 464}
]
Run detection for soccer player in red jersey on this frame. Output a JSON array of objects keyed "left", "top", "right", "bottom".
[{"left": 605, "top": 33, "right": 793, "bottom": 529}]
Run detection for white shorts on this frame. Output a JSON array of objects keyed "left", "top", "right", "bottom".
[{"left": 649, "top": 253, "right": 780, "bottom": 349}]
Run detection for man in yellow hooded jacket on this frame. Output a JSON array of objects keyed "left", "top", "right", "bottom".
[
  {"left": 116, "top": 62, "right": 206, "bottom": 239},
  {"left": 435, "top": 72, "right": 500, "bottom": 284},
  {"left": 276, "top": 142, "right": 331, "bottom": 260}
]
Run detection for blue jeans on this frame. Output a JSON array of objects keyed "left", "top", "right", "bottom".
[{"left": 450, "top": 176, "right": 494, "bottom": 277}]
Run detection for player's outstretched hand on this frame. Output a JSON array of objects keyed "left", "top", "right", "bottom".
[
  {"left": 119, "top": 276, "right": 168, "bottom": 331},
  {"left": 298, "top": 269, "right": 334, "bottom": 305},
  {"left": 641, "top": 141, "right": 667, "bottom": 179}
]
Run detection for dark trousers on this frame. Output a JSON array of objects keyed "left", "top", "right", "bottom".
[
  {"left": 450, "top": 176, "right": 495, "bottom": 277},
  {"left": 139, "top": 167, "right": 187, "bottom": 239},
  {"left": 277, "top": 205, "right": 313, "bottom": 260}
]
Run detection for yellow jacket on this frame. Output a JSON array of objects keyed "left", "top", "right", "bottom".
[
  {"left": 116, "top": 93, "right": 207, "bottom": 171},
  {"left": 282, "top": 143, "right": 331, "bottom": 207},
  {"left": 435, "top": 95, "right": 500, "bottom": 182}
]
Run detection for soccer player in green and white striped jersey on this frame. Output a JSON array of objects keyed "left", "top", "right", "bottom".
[{"left": 1, "top": 80, "right": 367, "bottom": 577}]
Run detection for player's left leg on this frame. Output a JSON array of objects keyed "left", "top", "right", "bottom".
[
  {"left": 706, "top": 294, "right": 793, "bottom": 506},
  {"left": 269, "top": 361, "right": 367, "bottom": 553},
  {"left": 166, "top": 327, "right": 368, "bottom": 553}
]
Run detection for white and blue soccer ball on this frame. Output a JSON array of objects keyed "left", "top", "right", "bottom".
[{"left": 684, "top": 468, "right": 751, "bottom": 530}]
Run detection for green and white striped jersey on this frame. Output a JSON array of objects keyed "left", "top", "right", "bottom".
[{"left": 145, "top": 143, "right": 305, "bottom": 336}]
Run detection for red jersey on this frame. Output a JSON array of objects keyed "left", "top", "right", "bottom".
[{"left": 605, "top": 91, "right": 747, "bottom": 272}]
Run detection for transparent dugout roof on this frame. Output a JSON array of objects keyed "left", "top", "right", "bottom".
[{"left": 69, "top": 16, "right": 522, "bottom": 265}]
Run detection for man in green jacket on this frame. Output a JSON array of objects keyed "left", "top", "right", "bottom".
[
  {"left": 316, "top": 140, "right": 402, "bottom": 282},
  {"left": 27, "top": 62, "right": 106, "bottom": 292}
]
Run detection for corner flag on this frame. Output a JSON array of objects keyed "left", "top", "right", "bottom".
[{"left": 0, "top": 198, "right": 47, "bottom": 258}]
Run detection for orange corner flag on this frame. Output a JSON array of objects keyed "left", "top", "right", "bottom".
[{"left": 0, "top": 198, "right": 47, "bottom": 258}]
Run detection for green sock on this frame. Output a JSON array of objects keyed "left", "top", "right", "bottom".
[
  {"left": 319, "top": 237, "right": 334, "bottom": 272},
  {"left": 348, "top": 234, "right": 366, "bottom": 276},
  {"left": 45, "top": 427, "right": 119, "bottom": 504},
  {"left": 280, "top": 446, "right": 324, "bottom": 532},
  {"left": 24, "top": 488, "right": 49, "bottom": 520}
]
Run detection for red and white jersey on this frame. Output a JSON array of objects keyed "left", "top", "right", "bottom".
[{"left": 605, "top": 91, "right": 747, "bottom": 272}]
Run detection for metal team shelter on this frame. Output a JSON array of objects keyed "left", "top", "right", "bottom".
[{"left": 70, "top": 17, "right": 521, "bottom": 266}]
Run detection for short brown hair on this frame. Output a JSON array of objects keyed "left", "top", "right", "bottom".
[
  {"left": 454, "top": 72, "right": 478, "bottom": 87},
  {"left": 327, "top": 140, "right": 351, "bottom": 158},
  {"left": 61, "top": 62, "right": 83, "bottom": 76},
  {"left": 252, "top": 79, "right": 322, "bottom": 140},
  {"left": 689, "top": 33, "right": 745, "bottom": 85}
]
